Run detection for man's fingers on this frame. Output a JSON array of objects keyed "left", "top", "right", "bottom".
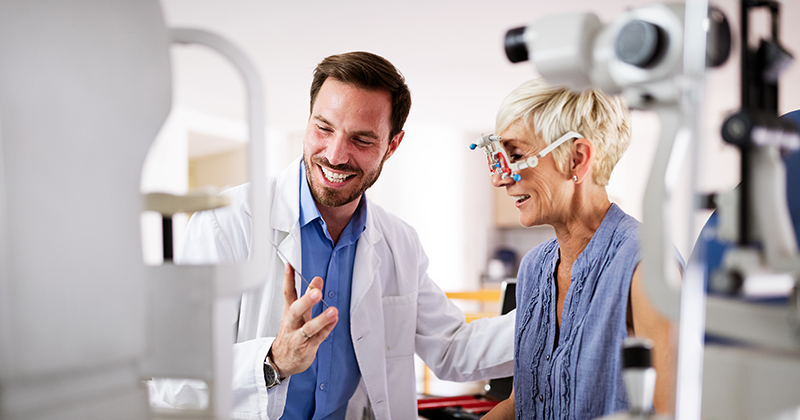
[
  {"left": 299, "top": 276, "right": 326, "bottom": 322},
  {"left": 272, "top": 305, "right": 338, "bottom": 377},
  {"left": 282, "top": 263, "right": 298, "bottom": 312},
  {"left": 302, "top": 307, "right": 338, "bottom": 345},
  {"left": 306, "top": 276, "right": 323, "bottom": 294},
  {"left": 288, "top": 282, "right": 325, "bottom": 321}
]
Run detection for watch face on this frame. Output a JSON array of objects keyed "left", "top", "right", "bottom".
[{"left": 264, "top": 361, "right": 279, "bottom": 388}]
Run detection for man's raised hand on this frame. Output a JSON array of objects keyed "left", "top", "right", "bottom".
[{"left": 269, "top": 263, "right": 338, "bottom": 378}]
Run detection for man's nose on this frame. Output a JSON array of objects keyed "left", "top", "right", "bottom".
[{"left": 326, "top": 133, "right": 349, "bottom": 166}]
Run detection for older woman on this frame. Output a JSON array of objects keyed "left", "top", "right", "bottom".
[{"left": 480, "top": 79, "right": 675, "bottom": 420}]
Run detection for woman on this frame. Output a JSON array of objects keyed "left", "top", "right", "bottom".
[{"left": 481, "top": 79, "right": 675, "bottom": 419}]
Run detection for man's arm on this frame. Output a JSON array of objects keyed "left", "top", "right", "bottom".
[{"left": 412, "top": 246, "right": 515, "bottom": 382}]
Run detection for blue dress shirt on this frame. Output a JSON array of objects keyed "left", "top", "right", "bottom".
[{"left": 281, "top": 163, "right": 365, "bottom": 420}]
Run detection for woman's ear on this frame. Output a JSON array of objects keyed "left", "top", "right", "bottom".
[{"left": 570, "top": 138, "right": 594, "bottom": 183}]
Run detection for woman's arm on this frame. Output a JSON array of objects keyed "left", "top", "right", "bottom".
[
  {"left": 481, "top": 388, "right": 515, "bottom": 420},
  {"left": 630, "top": 264, "right": 677, "bottom": 414}
]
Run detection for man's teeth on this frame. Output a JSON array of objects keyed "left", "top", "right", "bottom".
[
  {"left": 321, "top": 166, "right": 354, "bottom": 183},
  {"left": 513, "top": 195, "right": 530, "bottom": 202}
]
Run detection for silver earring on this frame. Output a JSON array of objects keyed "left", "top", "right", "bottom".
[{"left": 572, "top": 175, "right": 578, "bottom": 182}]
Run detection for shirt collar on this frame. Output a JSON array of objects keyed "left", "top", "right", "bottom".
[{"left": 299, "top": 162, "right": 320, "bottom": 228}]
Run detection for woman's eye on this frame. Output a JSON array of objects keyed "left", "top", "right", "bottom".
[{"left": 507, "top": 146, "right": 526, "bottom": 163}]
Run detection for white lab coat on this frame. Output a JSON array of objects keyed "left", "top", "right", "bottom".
[{"left": 167, "top": 158, "right": 514, "bottom": 420}]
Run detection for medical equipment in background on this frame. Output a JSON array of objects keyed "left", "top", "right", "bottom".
[
  {"left": 604, "top": 339, "right": 671, "bottom": 420},
  {"left": 0, "top": 1, "right": 271, "bottom": 419},
  {"left": 500, "top": 1, "right": 800, "bottom": 419},
  {"left": 485, "top": 248, "right": 518, "bottom": 283},
  {"left": 695, "top": 2, "right": 800, "bottom": 419},
  {"left": 141, "top": 27, "right": 270, "bottom": 419},
  {"left": 621, "top": 339, "right": 657, "bottom": 418}
]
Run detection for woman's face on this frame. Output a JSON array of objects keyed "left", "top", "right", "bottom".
[{"left": 491, "top": 124, "right": 571, "bottom": 228}]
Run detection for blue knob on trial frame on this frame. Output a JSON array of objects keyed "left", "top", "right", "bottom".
[
  {"left": 513, "top": 174, "right": 521, "bottom": 182},
  {"left": 469, "top": 143, "right": 478, "bottom": 150}
]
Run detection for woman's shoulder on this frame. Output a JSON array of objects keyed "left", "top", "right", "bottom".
[
  {"left": 606, "top": 204, "right": 641, "bottom": 247},
  {"left": 579, "top": 204, "right": 641, "bottom": 271}
]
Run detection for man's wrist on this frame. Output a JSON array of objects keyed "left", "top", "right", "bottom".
[
  {"left": 264, "top": 348, "right": 284, "bottom": 389},
  {"left": 266, "top": 348, "right": 285, "bottom": 381}
]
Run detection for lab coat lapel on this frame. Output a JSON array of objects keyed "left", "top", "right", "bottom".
[
  {"left": 272, "top": 158, "right": 305, "bottom": 298},
  {"left": 251, "top": 158, "right": 302, "bottom": 338},
  {"left": 350, "top": 199, "right": 382, "bottom": 314},
  {"left": 271, "top": 157, "right": 301, "bottom": 235},
  {"left": 349, "top": 199, "right": 389, "bottom": 420}
]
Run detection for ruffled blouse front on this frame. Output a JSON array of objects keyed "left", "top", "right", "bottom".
[{"left": 514, "top": 203, "right": 641, "bottom": 420}]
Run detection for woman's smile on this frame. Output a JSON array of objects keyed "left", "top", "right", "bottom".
[{"left": 512, "top": 194, "right": 531, "bottom": 207}]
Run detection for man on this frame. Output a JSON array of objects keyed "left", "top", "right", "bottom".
[{"left": 168, "top": 51, "right": 514, "bottom": 419}]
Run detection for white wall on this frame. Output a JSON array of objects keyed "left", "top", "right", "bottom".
[{"left": 368, "top": 124, "right": 495, "bottom": 292}]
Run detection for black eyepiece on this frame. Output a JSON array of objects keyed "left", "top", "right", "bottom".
[
  {"left": 622, "top": 339, "right": 653, "bottom": 369},
  {"left": 504, "top": 26, "right": 529, "bottom": 63},
  {"left": 615, "top": 20, "right": 663, "bottom": 68},
  {"left": 705, "top": 6, "right": 731, "bottom": 68}
]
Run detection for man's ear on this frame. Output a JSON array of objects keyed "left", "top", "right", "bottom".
[
  {"left": 384, "top": 130, "right": 405, "bottom": 160},
  {"left": 571, "top": 138, "right": 594, "bottom": 183}
]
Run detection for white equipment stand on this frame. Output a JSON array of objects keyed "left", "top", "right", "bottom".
[{"left": 0, "top": 2, "right": 269, "bottom": 419}]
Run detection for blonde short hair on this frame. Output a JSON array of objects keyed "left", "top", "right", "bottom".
[{"left": 495, "top": 78, "right": 631, "bottom": 186}]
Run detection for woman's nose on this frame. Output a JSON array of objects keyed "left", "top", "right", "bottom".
[{"left": 491, "top": 172, "right": 514, "bottom": 187}]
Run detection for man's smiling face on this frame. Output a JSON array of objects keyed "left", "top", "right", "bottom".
[{"left": 303, "top": 78, "right": 401, "bottom": 209}]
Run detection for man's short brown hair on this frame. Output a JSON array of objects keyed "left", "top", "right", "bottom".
[{"left": 310, "top": 51, "right": 412, "bottom": 140}]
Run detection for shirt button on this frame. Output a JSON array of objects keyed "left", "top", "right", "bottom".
[
  {"left": 546, "top": 354, "right": 550, "bottom": 360},
  {"left": 539, "top": 394, "right": 544, "bottom": 402},
  {"left": 328, "top": 291, "right": 335, "bottom": 298},
  {"left": 319, "top": 383, "right": 325, "bottom": 390}
]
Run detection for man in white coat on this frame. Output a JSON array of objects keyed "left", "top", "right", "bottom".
[{"left": 167, "top": 51, "right": 514, "bottom": 420}]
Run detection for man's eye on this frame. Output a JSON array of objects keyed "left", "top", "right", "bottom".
[
  {"left": 317, "top": 125, "right": 331, "bottom": 133},
  {"left": 509, "top": 153, "right": 523, "bottom": 163},
  {"left": 354, "top": 137, "right": 373, "bottom": 146}
]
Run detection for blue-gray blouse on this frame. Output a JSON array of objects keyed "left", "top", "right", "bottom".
[{"left": 514, "top": 203, "right": 640, "bottom": 420}]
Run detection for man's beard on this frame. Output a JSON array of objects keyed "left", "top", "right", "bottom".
[{"left": 303, "top": 153, "right": 387, "bottom": 208}]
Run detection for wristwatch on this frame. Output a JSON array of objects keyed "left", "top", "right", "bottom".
[{"left": 263, "top": 352, "right": 282, "bottom": 389}]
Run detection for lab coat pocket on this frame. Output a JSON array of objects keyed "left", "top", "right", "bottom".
[{"left": 381, "top": 291, "right": 417, "bottom": 360}]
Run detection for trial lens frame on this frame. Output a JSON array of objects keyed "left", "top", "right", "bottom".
[{"left": 470, "top": 131, "right": 583, "bottom": 181}]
